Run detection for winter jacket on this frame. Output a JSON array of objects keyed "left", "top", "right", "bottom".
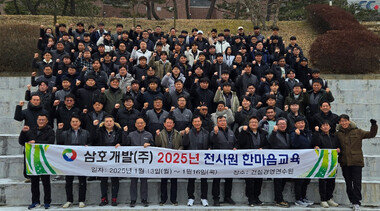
[
  {"left": 290, "top": 129, "right": 313, "bottom": 149},
  {"left": 123, "top": 130, "right": 154, "bottom": 146},
  {"left": 148, "top": 58, "right": 172, "bottom": 79},
  {"left": 237, "top": 128, "right": 269, "bottom": 149},
  {"left": 101, "top": 87, "right": 124, "bottom": 114},
  {"left": 213, "top": 89, "right": 239, "bottom": 113},
  {"left": 210, "top": 127, "right": 238, "bottom": 149},
  {"left": 113, "top": 107, "right": 140, "bottom": 132},
  {"left": 19, "top": 125, "right": 55, "bottom": 146},
  {"left": 14, "top": 103, "right": 48, "bottom": 130},
  {"left": 56, "top": 128, "right": 92, "bottom": 145},
  {"left": 268, "top": 130, "right": 291, "bottom": 149},
  {"left": 94, "top": 122, "right": 124, "bottom": 146},
  {"left": 155, "top": 129, "right": 183, "bottom": 150},
  {"left": 183, "top": 128, "right": 210, "bottom": 150},
  {"left": 211, "top": 109, "right": 235, "bottom": 127},
  {"left": 161, "top": 73, "right": 186, "bottom": 93}
]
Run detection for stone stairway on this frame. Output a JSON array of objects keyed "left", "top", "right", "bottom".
[{"left": 0, "top": 77, "right": 379, "bottom": 208}]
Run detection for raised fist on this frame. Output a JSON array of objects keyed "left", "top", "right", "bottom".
[
  {"left": 53, "top": 100, "right": 60, "bottom": 106},
  {"left": 214, "top": 126, "right": 219, "bottom": 134},
  {"left": 27, "top": 84, "right": 31, "bottom": 91},
  {"left": 303, "top": 88, "right": 307, "bottom": 93},
  {"left": 110, "top": 72, "right": 115, "bottom": 77},
  {"left": 242, "top": 125, "right": 248, "bottom": 131},
  {"left": 101, "top": 88, "right": 106, "bottom": 93},
  {"left": 143, "top": 102, "right": 149, "bottom": 109},
  {"left": 123, "top": 126, "right": 128, "bottom": 132},
  {"left": 76, "top": 80, "right": 81, "bottom": 86},
  {"left": 58, "top": 70, "right": 63, "bottom": 75},
  {"left": 261, "top": 77, "right": 266, "bottom": 82},
  {"left": 115, "top": 104, "right": 120, "bottom": 109},
  {"left": 22, "top": 126, "right": 30, "bottom": 132},
  {"left": 31, "top": 72, "right": 37, "bottom": 77},
  {"left": 326, "top": 88, "right": 330, "bottom": 93},
  {"left": 34, "top": 53, "right": 39, "bottom": 59},
  {"left": 185, "top": 127, "right": 190, "bottom": 134},
  {"left": 295, "top": 129, "right": 300, "bottom": 135},
  {"left": 315, "top": 126, "right": 319, "bottom": 131},
  {"left": 370, "top": 119, "right": 377, "bottom": 125},
  {"left": 93, "top": 120, "right": 99, "bottom": 126},
  {"left": 52, "top": 87, "right": 57, "bottom": 93},
  {"left": 237, "top": 106, "right": 242, "bottom": 112},
  {"left": 273, "top": 125, "right": 278, "bottom": 132},
  {"left": 156, "top": 129, "right": 161, "bottom": 136},
  {"left": 82, "top": 109, "right": 88, "bottom": 114},
  {"left": 19, "top": 101, "right": 24, "bottom": 107}
]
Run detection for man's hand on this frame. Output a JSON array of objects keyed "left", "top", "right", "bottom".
[
  {"left": 93, "top": 120, "right": 99, "bottom": 126},
  {"left": 156, "top": 129, "right": 161, "bottom": 136},
  {"left": 115, "top": 143, "right": 120, "bottom": 148},
  {"left": 52, "top": 87, "right": 57, "bottom": 93},
  {"left": 27, "top": 84, "right": 31, "bottom": 91},
  {"left": 82, "top": 109, "right": 88, "bottom": 114},
  {"left": 194, "top": 78, "right": 199, "bottom": 84},
  {"left": 123, "top": 126, "right": 128, "bottom": 132},
  {"left": 115, "top": 103, "right": 120, "bottom": 109},
  {"left": 237, "top": 106, "right": 242, "bottom": 112},
  {"left": 82, "top": 66, "right": 87, "bottom": 72},
  {"left": 34, "top": 53, "right": 39, "bottom": 59},
  {"left": 76, "top": 80, "right": 81, "bottom": 86},
  {"left": 141, "top": 76, "right": 146, "bottom": 81},
  {"left": 58, "top": 123, "right": 64, "bottom": 129},
  {"left": 303, "top": 88, "right": 307, "bottom": 93},
  {"left": 295, "top": 129, "right": 300, "bottom": 135},
  {"left": 31, "top": 72, "right": 37, "bottom": 77},
  {"left": 337, "top": 148, "right": 341, "bottom": 153},
  {"left": 273, "top": 125, "right": 278, "bottom": 132},
  {"left": 233, "top": 65, "right": 237, "bottom": 69},
  {"left": 53, "top": 100, "right": 60, "bottom": 107},
  {"left": 242, "top": 125, "right": 248, "bottom": 131},
  {"left": 284, "top": 105, "right": 289, "bottom": 111},
  {"left": 126, "top": 86, "right": 131, "bottom": 92},
  {"left": 185, "top": 127, "right": 190, "bottom": 134},
  {"left": 188, "top": 71, "right": 192, "bottom": 76},
  {"left": 326, "top": 88, "right": 330, "bottom": 93},
  {"left": 261, "top": 77, "right": 266, "bottom": 82},
  {"left": 170, "top": 106, "right": 175, "bottom": 112},
  {"left": 314, "top": 146, "right": 320, "bottom": 150},
  {"left": 101, "top": 88, "right": 106, "bottom": 93},
  {"left": 214, "top": 126, "right": 219, "bottom": 134},
  {"left": 28, "top": 140, "right": 36, "bottom": 144},
  {"left": 22, "top": 126, "right": 30, "bottom": 132},
  {"left": 143, "top": 102, "right": 149, "bottom": 109},
  {"left": 370, "top": 119, "right": 377, "bottom": 125},
  {"left": 143, "top": 143, "right": 151, "bottom": 148},
  {"left": 315, "top": 126, "right": 319, "bottom": 131},
  {"left": 19, "top": 101, "right": 24, "bottom": 107},
  {"left": 58, "top": 70, "right": 63, "bottom": 75}
]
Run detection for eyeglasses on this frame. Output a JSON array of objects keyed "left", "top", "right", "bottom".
[{"left": 65, "top": 99, "right": 74, "bottom": 102}]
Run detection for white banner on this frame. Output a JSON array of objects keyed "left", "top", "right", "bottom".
[{"left": 25, "top": 144, "right": 338, "bottom": 178}]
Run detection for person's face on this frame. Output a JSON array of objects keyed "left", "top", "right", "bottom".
[
  {"left": 195, "top": 67, "right": 203, "bottom": 75},
  {"left": 221, "top": 73, "right": 229, "bottom": 81},
  {"left": 170, "top": 29, "right": 176, "bottom": 35},
  {"left": 267, "top": 99, "right": 276, "bottom": 106},
  {"left": 273, "top": 39, "right": 278, "bottom": 44},
  {"left": 63, "top": 57, "right": 71, "bottom": 64},
  {"left": 174, "top": 82, "right": 183, "bottom": 91},
  {"left": 155, "top": 27, "right": 161, "bottom": 33},
  {"left": 199, "top": 106, "right": 208, "bottom": 115},
  {"left": 105, "top": 35, "right": 111, "bottom": 41},
  {"left": 235, "top": 55, "right": 242, "bottom": 63},
  {"left": 192, "top": 117, "right": 202, "bottom": 130},
  {"left": 191, "top": 45, "right": 198, "bottom": 51},
  {"left": 266, "top": 109, "right": 276, "bottom": 120},
  {"left": 217, "top": 117, "right": 227, "bottom": 129},
  {"left": 153, "top": 100, "right": 163, "bottom": 110},
  {"left": 78, "top": 43, "right": 85, "bottom": 50},
  {"left": 277, "top": 120, "right": 287, "bottom": 132},
  {"left": 77, "top": 25, "right": 84, "bottom": 31},
  {"left": 70, "top": 118, "right": 81, "bottom": 129},
  {"left": 273, "top": 29, "right": 279, "bottom": 35},
  {"left": 164, "top": 119, "right": 175, "bottom": 131},
  {"left": 293, "top": 48, "right": 300, "bottom": 55},
  {"left": 104, "top": 55, "right": 111, "bottom": 61},
  {"left": 270, "top": 83, "right": 279, "bottom": 92},
  {"left": 84, "top": 51, "right": 91, "bottom": 58},
  {"left": 290, "top": 40, "right": 296, "bottom": 45},
  {"left": 312, "top": 73, "right": 320, "bottom": 78},
  {"left": 44, "top": 67, "right": 52, "bottom": 75},
  {"left": 321, "top": 123, "right": 331, "bottom": 133},
  {"left": 197, "top": 33, "right": 203, "bottom": 39},
  {"left": 110, "top": 80, "right": 119, "bottom": 88},
  {"left": 200, "top": 81, "right": 208, "bottom": 89},
  {"left": 266, "top": 73, "right": 274, "bottom": 81},
  {"left": 43, "top": 53, "right": 52, "bottom": 61},
  {"left": 278, "top": 59, "right": 285, "bottom": 66},
  {"left": 147, "top": 68, "right": 155, "bottom": 76},
  {"left": 93, "top": 102, "right": 103, "bottom": 112},
  {"left": 244, "top": 65, "right": 252, "bottom": 73},
  {"left": 120, "top": 57, "right": 127, "bottom": 64},
  {"left": 37, "top": 116, "right": 48, "bottom": 128},
  {"left": 224, "top": 31, "right": 230, "bottom": 36},
  {"left": 57, "top": 43, "right": 64, "bottom": 51},
  {"left": 39, "top": 82, "right": 48, "bottom": 92},
  {"left": 209, "top": 48, "right": 216, "bottom": 54},
  {"left": 177, "top": 98, "right": 186, "bottom": 108},
  {"left": 156, "top": 45, "right": 163, "bottom": 52},
  {"left": 136, "top": 26, "right": 142, "bottom": 33},
  {"left": 68, "top": 68, "right": 76, "bottom": 75},
  {"left": 180, "top": 56, "right": 187, "bottom": 63},
  {"left": 86, "top": 79, "right": 95, "bottom": 87},
  {"left": 142, "top": 32, "right": 149, "bottom": 39},
  {"left": 226, "top": 48, "right": 232, "bottom": 55},
  {"left": 62, "top": 35, "right": 69, "bottom": 41},
  {"left": 124, "top": 99, "right": 134, "bottom": 109},
  {"left": 140, "top": 42, "right": 147, "bottom": 50},
  {"left": 84, "top": 36, "right": 90, "bottom": 42},
  {"left": 290, "top": 104, "right": 299, "bottom": 113},
  {"left": 122, "top": 33, "right": 128, "bottom": 39},
  {"left": 211, "top": 31, "right": 217, "bottom": 37},
  {"left": 62, "top": 80, "right": 70, "bottom": 89},
  {"left": 98, "top": 46, "right": 105, "bottom": 53},
  {"left": 132, "top": 83, "right": 139, "bottom": 91},
  {"left": 140, "top": 59, "right": 147, "bottom": 66},
  {"left": 104, "top": 117, "right": 115, "bottom": 129},
  {"left": 248, "top": 118, "right": 259, "bottom": 130},
  {"left": 295, "top": 120, "right": 305, "bottom": 130},
  {"left": 339, "top": 118, "right": 350, "bottom": 129},
  {"left": 222, "top": 85, "right": 231, "bottom": 93},
  {"left": 288, "top": 71, "right": 295, "bottom": 79},
  {"left": 160, "top": 37, "right": 167, "bottom": 43},
  {"left": 65, "top": 97, "right": 75, "bottom": 107},
  {"left": 255, "top": 55, "right": 262, "bottom": 62},
  {"left": 119, "top": 67, "right": 127, "bottom": 76},
  {"left": 99, "top": 25, "right": 105, "bottom": 30},
  {"left": 198, "top": 54, "right": 205, "bottom": 61},
  {"left": 92, "top": 61, "right": 101, "bottom": 70},
  {"left": 313, "top": 83, "right": 322, "bottom": 92},
  {"left": 251, "top": 37, "right": 257, "bottom": 43},
  {"left": 320, "top": 102, "right": 331, "bottom": 113},
  {"left": 135, "top": 118, "right": 146, "bottom": 131},
  {"left": 300, "top": 60, "right": 307, "bottom": 66},
  {"left": 242, "top": 98, "right": 251, "bottom": 109},
  {"left": 119, "top": 44, "right": 126, "bottom": 51},
  {"left": 254, "top": 29, "right": 260, "bottom": 34},
  {"left": 149, "top": 82, "right": 158, "bottom": 91},
  {"left": 160, "top": 54, "right": 167, "bottom": 61},
  {"left": 30, "top": 96, "right": 41, "bottom": 106},
  {"left": 247, "top": 86, "right": 255, "bottom": 94},
  {"left": 116, "top": 26, "right": 123, "bottom": 32},
  {"left": 218, "top": 36, "right": 224, "bottom": 42},
  {"left": 217, "top": 104, "right": 225, "bottom": 111},
  {"left": 256, "top": 43, "right": 263, "bottom": 50}
]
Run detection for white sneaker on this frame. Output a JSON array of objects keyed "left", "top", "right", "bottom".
[
  {"left": 353, "top": 204, "right": 360, "bottom": 211},
  {"left": 201, "top": 199, "right": 209, "bottom": 207},
  {"left": 327, "top": 199, "right": 339, "bottom": 207},
  {"left": 187, "top": 199, "right": 194, "bottom": 206},
  {"left": 62, "top": 202, "right": 72, "bottom": 208},
  {"left": 79, "top": 202, "right": 85, "bottom": 208},
  {"left": 295, "top": 200, "right": 308, "bottom": 207},
  {"left": 321, "top": 201, "right": 329, "bottom": 208}
]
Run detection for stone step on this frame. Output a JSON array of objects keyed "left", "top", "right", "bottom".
[
  {"left": 0, "top": 205, "right": 379, "bottom": 211},
  {"left": 0, "top": 178, "right": 379, "bottom": 207},
  {"left": 1, "top": 153, "right": 380, "bottom": 181}
]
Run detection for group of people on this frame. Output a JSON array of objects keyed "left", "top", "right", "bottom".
[{"left": 14, "top": 22, "right": 378, "bottom": 210}]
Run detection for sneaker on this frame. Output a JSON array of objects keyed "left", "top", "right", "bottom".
[
  {"left": 213, "top": 200, "right": 220, "bottom": 206},
  {"left": 24, "top": 178, "right": 31, "bottom": 183},
  {"left": 187, "top": 199, "right": 194, "bottom": 206},
  {"left": 295, "top": 200, "right": 308, "bottom": 207},
  {"left": 78, "top": 202, "right": 85, "bottom": 208},
  {"left": 130, "top": 200, "right": 136, "bottom": 207},
  {"left": 44, "top": 204, "right": 50, "bottom": 209},
  {"left": 172, "top": 201, "right": 178, "bottom": 206},
  {"left": 353, "top": 204, "right": 360, "bottom": 211},
  {"left": 303, "top": 198, "right": 314, "bottom": 205},
  {"left": 28, "top": 203, "right": 40, "bottom": 209},
  {"left": 253, "top": 198, "right": 263, "bottom": 205},
  {"left": 62, "top": 202, "right": 72, "bottom": 208},
  {"left": 142, "top": 200, "right": 149, "bottom": 207},
  {"left": 224, "top": 197, "right": 236, "bottom": 205},
  {"left": 201, "top": 199, "right": 209, "bottom": 207},
  {"left": 87, "top": 177, "right": 97, "bottom": 181},
  {"left": 111, "top": 198, "right": 117, "bottom": 206},
  {"left": 276, "top": 201, "right": 290, "bottom": 208},
  {"left": 159, "top": 201, "right": 165, "bottom": 206},
  {"left": 327, "top": 199, "right": 339, "bottom": 207},
  {"left": 99, "top": 197, "right": 108, "bottom": 206},
  {"left": 321, "top": 201, "right": 329, "bottom": 208}
]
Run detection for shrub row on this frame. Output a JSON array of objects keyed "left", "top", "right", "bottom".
[{"left": 306, "top": 4, "right": 380, "bottom": 74}]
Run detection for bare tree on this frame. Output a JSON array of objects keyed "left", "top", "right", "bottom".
[
  {"left": 70, "top": 0, "right": 75, "bottom": 16},
  {"left": 185, "top": 0, "right": 190, "bottom": 19},
  {"left": 151, "top": 1, "right": 161, "bottom": 20},
  {"left": 206, "top": 0, "right": 216, "bottom": 19},
  {"left": 172, "top": 0, "right": 178, "bottom": 19}
]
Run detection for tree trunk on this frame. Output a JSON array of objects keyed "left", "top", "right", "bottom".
[
  {"left": 185, "top": 0, "right": 190, "bottom": 19},
  {"left": 70, "top": 0, "right": 75, "bottom": 16},
  {"left": 266, "top": 0, "right": 273, "bottom": 21},
  {"left": 234, "top": 0, "right": 241, "bottom": 19},
  {"left": 13, "top": 0, "right": 20, "bottom": 14},
  {"left": 173, "top": 0, "right": 178, "bottom": 19},
  {"left": 272, "top": 0, "right": 280, "bottom": 27},
  {"left": 146, "top": 0, "right": 152, "bottom": 20},
  {"left": 151, "top": 1, "right": 161, "bottom": 20},
  {"left": 206, "top": 0, "right": 216, "bottom": 19},
  {"left": 62, "top": 0, "right": 69, "bottom": 16}
]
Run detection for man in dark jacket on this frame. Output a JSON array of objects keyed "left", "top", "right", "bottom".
[
  {"left": 81, "top": 100, "right": 108, "bottom": 134},
  {"left": 52, "top": 94, "right": 81, "bottom": 131},
  {"left": 73, "top": 76, "right": 101, "bottom": 112},
  {"left": 190, "top": 78, "right": 215, "bottom": 112},
  {"left": 101, "top": 77, "right": 123, "bottom": 114},
  {"left": 183, "top": 116, "right": 210, "bottom": 207},
  {"left": 268, "top": 118, "right": 291, "bottom": 207},
  {"left": 94, "top": 115, "right": 126, "bottom": 207},
  {"left": 122, "top": 117, "right": 154, "bottom": 207},
  {"left": 18, "top": 114, "right": 55, "bottom": 209},
  {"left": 238, "top": 116, "right": 268, "bottom": 206},
  {"left": 143, "top": 97, "right": 169, "bottom": 135},
  {"left": 155, "top": 117, "right": 183, "bottom": 206},
  {"left": 170, "top": 96, "right": 193, "bottom": 132},
  {"left": 14, "top": 94, "right": 48, "bottom": 130},
  {"left": 312, "top": 121, "right": 340, "bottom": 208},
  {"left": 25, "top": 81, "right": 55, "bottom": 125},
  {"left": 312, "top": 102, "right": 339, "bottom": 133},
  {"left": 290, "top": 116, "right": 314, "bottom": 207},
  {"left": 235, "top": 96, "right": 258, "bottom": 128},
  {"left": 308, "top": 81, "right": 334, "bottom": 117},
  {"left": 56, "top": 115, "right": 92, "bottom": 208},
  {"left": 210, "top": 116, "right": 238, "bottom": 206},
  {"left": 336, "top": 115, "right": 378, "bottom": 210},
  {"left": 113, "top": 95, "right": 140, "bottom": 132}
]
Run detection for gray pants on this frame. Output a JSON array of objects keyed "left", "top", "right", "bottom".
[{"left": 130, "top": 178, "right": 148, "bottom": 201}]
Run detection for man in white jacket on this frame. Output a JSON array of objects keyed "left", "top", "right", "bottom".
[
  {"left": 131, "top": 41, "right": 152, "bottom": 65},
  {"left": 215, "top": 33, "right": 230, "bottom": 54}
]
